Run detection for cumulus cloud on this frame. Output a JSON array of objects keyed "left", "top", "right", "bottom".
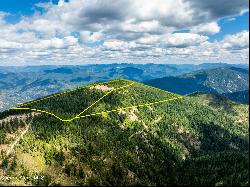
[
  {"left": 137, "top": 33, "right": 208, "bottom": 47},
  {"left": 103, "top": 40, "right": 137, "bottom": 51},
  {"left": 222, "top": 31, "right": 249, "bottom": 50},
  {"left": 191, "top": 22, "right": 220, "bottom": 35},
  {"left": 187, "top": 0, "right": 249, "bottom": 20},
  {"left": 80, "top": 31, "right": 103, "bottom": 43},
  {"left": 162, "top": 33, "right": 208, "bottom": 47},
  {"left": 0, "top": 0, "right": 249, "bottom": 65}
]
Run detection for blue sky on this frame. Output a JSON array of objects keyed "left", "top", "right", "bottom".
[
  {"left": 1, "top": 0, "right": 248, "bottom": 41},
  {"left": 1, "top": 0, "right": 56, "bottom": 23},
  {"left": 0, "top": 0, "right": 249, "bottom": 65},
  {"left": 0, "top": 0, "right": 64, "bottom": 14},
  {"left": 210, "top": 12, "right": 249, "bottom": 41}
]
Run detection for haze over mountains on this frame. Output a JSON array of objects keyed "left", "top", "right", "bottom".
[{"left": 0, "top": 63, "right": 249, "bottom": 110}]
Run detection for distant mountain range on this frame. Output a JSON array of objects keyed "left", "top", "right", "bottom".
[
  {"left": 144, "top": 67, "right": 249, "bottom": 104},
  {"left": 0, "top": 63, "right": 249, "bottom": 110}
]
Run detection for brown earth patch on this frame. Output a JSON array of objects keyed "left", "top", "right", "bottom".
[{"left": 90, "top": 85, "right": 113, "bottom": 91}]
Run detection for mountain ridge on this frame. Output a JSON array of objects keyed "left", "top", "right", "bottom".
[
  {"left": 144, "top": 67, "right": 249, "bottom": 104},
  {"left": 0, "top": 79, "right": 248, "bottom": 186},
  {"left": 0, "top": 64, "right": 248, "bottom": 111}
]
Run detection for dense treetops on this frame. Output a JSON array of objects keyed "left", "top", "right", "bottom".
[{"left": 0, "top": 79, "right": 248, "bottom": 186}]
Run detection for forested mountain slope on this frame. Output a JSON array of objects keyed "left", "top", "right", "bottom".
[
  {"left": 0, "top": 79, "right": 249, "bottom": 186},
  {"left": 223, "top": 90, "right": 249, "bottom": 104},
  {"left": 144, "top": 67, "right": 249, "bottom": 104}
]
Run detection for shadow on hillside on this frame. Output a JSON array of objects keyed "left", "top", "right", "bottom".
[
  {"left": 206, "top": 94, "right": 239, "bottom": 115},
  {"left": 198, "top": 123, "right": 249, "bottom": 152},
  {"left": 177, "top": 122, "right": 249, "bottom": 155},
  {"left": 176, "top": 122, "right": 249, "bottom": 185},
  {"left": 190, "top": 92, "right": 239, "bottom": 116}
]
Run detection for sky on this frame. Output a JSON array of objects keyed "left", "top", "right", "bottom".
[{"left": 0, "top": 0, "right": 249, "bottom": 65}]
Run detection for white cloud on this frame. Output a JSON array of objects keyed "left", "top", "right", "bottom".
[
  {"left": 120, "top": 20, "right": 164, "bottom": 33},
  {"left": 0, "top": 40, "right": 23, "bottom": 49},
  {"left": 103, "top": 40, "right": 137, "bottom": 51},
  {"left": 137, "top": 35, "right": 160, "bottom": 45},
  {"left": 191, "top": 22, "right": 220, "bottom": 35},
  {"left": 222, "top": 31, "right": 249, "bottom": 50},
  {"left": 0, "top": 0, "right": 249, "bottom": 65},
  {"left": 64, "top": 36, "right": 79, "bottom": 46},
  {"left": 162, "top": 33, "right": 208, "bottom": 47},
  {"left": 80, "top": 31, "right": 103, "bottom": 43},
  {"left": 136, "top": 33, "right": 208, "bottom": 47}
]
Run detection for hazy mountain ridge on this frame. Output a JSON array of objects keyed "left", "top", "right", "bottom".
[
  {"left": 144, "top": 67, "right": 249, "bottom": 104},
  {"left": 0, "top": 63, "right": 248, "bottom": 111}
]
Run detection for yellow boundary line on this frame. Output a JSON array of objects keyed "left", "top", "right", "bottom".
[
  {"left": 74, "top": 82, "right": 135, "bottom": 118},
  {"left": 12, "top": 82, "right": 134, "bottom": 122},
  {"left": 11, "top": 79, "right": 184, "bottom": 122},
  {"left": 17, "top": 79, "right": 127, "bottom": 107},
  {"left": 12, "top": 96, "right": 184, "bottom": 122},
  {"left": 119, "top": 78, "right": 182, "bottom": 97},
  {"left": 76, "top": 96, "right": 184, "bottom": 120}
]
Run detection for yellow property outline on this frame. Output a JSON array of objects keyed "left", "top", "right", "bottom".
[
  {"left": 11, "top": 79, "right": 184, "bottom": 122},
  {"left": 74, "top": 96, "right": 183, "bottom": 120},
  {"left": 17, "top": 79, "right": 126, "bottom": 107}
]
